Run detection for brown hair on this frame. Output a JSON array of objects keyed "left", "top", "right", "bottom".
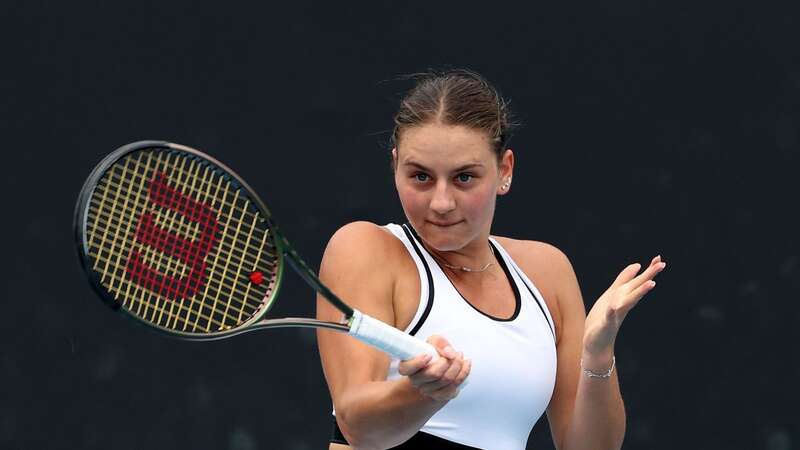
[{"left": 390, "top": 69, "right": 518, "bottom": 161}]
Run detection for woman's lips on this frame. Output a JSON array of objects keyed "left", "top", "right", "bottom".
[{"left": 427, "top": 220, "right": 462, "bottom": 227}]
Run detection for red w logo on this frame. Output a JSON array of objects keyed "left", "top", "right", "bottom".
[{"left": 125, "top": 172, "right": 220, "bottom": 300}]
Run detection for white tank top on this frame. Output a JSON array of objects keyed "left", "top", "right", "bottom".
[{"left": 384, "top": 223, "right": 558, "bottom": 450}]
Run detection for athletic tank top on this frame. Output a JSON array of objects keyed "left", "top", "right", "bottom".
[{"left": 331, "top": 223, "right": 558, "bottom": 450}]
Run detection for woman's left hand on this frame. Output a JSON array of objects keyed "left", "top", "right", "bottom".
[{"left": 583, "top": 255, "right": 667, "bottom": 356}]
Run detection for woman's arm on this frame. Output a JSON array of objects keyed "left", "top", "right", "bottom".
[
  {"left": 316, "top": 222, "right": 469, "bottom": 450},
  {"left": 545, "top": 248, "right": 665, "bottom": 450}
]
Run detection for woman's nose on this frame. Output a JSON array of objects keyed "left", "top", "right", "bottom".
[{"left": 430, "top": 181, "right": 456, "bottom": 214}]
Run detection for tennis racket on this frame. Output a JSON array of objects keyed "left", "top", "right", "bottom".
[{"left": 74, "top": 140, "right": 438, "bottom": 361}]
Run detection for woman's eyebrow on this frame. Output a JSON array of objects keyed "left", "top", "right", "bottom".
[{"left": 404, "top": 161, "right": 484, "bottom": 172}]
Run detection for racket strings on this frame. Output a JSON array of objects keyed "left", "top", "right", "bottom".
[
  {"left": 86, "top": 148, "right": 280, "bottom": 334},
  {"left": 89, "top": 205, "right": 276, "bottom": 276},
  {"left": 99, "top": 269, "right": 248, "bottom": 330},
  {"left": 89, "top": 211, "right": 269, "bottom": 316},
  {"left": 88, "top": 151, "right": 216, "bottom": 327},
  {"left": 90, "top": 154, "right": 273, "bottom": 272},
  {"left": 144, "top": 152, "right": 272, "bottom": 330},
  {"left": 97, "top": 159, "right": 261, "bottom": 222}
]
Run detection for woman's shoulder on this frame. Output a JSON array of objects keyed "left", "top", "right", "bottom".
[
  {"left": 492, "top": 235, "right": 570, "bottom": 270},
  {"left": 319, "top": 221, "right": 417, "bottom": 327},
  {"left": 326, "top": 220, "right": 401, "bottom": 249},
  {"left": 322, "top": 221, "right": 408, "bottom": 270}
]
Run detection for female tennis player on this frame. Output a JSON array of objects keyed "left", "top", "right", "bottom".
[{"left": 316, "top": 69, "right": 666, "bottom": 450}]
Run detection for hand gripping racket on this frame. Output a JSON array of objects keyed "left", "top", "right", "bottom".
[{"left": 74, "top": 141, "right": 438, "bottom": 361}]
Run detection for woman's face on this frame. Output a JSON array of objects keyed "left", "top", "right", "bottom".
[{"left": 393, "top": 122, "right": 513, "bottom": 252}]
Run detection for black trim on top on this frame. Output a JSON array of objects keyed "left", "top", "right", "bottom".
[
  {"left": 331, "top": 415, "right": 482, "bottom": 449},
  {"left": 404, "top": 224, "right": 521, "bottom": 322},
  {"left": 484, "top": 240, "right": 522, "bottom": 321},
  {"left": 400, "top": 224, "right": 435, "bottom": 337},
  {"left": 511, "top": 264, "right": 556, "bottom": 341}
]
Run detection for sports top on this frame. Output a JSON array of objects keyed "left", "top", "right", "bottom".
[{"left": 331, "top": 223, "right": 558, "bottom": 449}]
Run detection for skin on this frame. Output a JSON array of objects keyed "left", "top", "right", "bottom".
[{"left": 318, "top": 122, "right": 667, "bottom": 450}]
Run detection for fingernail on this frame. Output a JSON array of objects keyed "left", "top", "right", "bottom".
[{"left": 444, "top": 346, "right": 455, "bottom": 358}]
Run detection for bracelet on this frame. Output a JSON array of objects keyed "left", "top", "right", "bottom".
[{"left": 580, "top": 356, "right": 615, "bottom": 379}]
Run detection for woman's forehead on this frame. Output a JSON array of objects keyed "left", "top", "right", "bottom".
[{"left": 398, "top": 123, "right": 494, "bottom": 166}]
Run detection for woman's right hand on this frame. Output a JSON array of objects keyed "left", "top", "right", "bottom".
[{"left": 397, "top": 335, "right": 471, "bottom": 402}]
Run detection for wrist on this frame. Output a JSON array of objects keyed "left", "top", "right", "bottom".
[{"left": 580, "top": 347, "right": 614, "bottom": 373}]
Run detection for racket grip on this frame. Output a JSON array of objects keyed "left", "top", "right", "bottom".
[{"left": 349, "top": 311, "right": 439, "bottom": 362}]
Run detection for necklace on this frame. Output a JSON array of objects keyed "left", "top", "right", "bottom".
[{"left": 431, "top": 243, "right": 496, "bottom": 273}]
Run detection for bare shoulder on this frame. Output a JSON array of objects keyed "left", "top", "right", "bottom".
[
  {"left": 319, "top": 221, "right": 413, "bottom": 322},
  {"left": 492, "top": 236, "right": 578, "bottom": 341},
  {"left": 493, "top": 236, "right": 569, "bottom": 269},
  {"left": 325, "top": 221, "right": 398, "bottom": 255},
  {"left": 322, "top": 221, "right": 408, "bottom": 273}
]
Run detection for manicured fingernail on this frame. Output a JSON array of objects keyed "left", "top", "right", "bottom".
[{"left": 444, "top": 346, "right": 455, "bottom": 358}]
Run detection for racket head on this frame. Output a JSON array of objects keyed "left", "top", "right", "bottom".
[{"left": 74, "top": 141, "right": 287, "bottom": 340}]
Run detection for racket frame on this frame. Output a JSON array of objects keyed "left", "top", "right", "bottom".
[{"left": 74, "top": 140, "right": 353, "bottom": 340}]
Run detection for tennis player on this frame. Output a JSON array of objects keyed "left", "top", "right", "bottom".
[{"left": 316, "top": 69, "right": 666, "bottom": 450}]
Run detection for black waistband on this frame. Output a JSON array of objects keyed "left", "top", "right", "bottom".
[{"left": 331, "top": 415, "right": 482, "bottom": 449}]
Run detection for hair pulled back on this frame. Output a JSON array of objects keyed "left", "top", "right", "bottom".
[{"left": 390, "top": 69, "right": 517, "bottom": 160}]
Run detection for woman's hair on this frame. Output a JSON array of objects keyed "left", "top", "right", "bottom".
[{"left": 390, "top": 69, "right": 518, "bottom": 161}]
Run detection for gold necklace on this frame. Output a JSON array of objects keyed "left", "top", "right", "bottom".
[{"left": 431, "top": 243, "right": 496, "bottom": 273}]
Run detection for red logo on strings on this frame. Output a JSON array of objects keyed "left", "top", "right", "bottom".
[{"left": 125, "top": 171, "right": 220, "bottom": 300}]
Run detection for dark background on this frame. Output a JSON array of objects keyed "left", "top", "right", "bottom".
[{"left": 1, "top": 1, "right": 797, "bottom": 449}]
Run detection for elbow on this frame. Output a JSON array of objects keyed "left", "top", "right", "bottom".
[
  {"left": 335, "top": 408, "right": 359, "bottom": 447},
  {"left": 336, "top": 407, "right": 380, "bottom": 450}
]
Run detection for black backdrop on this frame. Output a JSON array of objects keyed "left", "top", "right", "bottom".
[{"left": 1, "top": 2, "right": 797, "bottom": 449}]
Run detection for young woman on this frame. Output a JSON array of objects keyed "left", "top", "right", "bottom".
[{"left": 316, "top": 70, "right": 666, "bottom": 450}]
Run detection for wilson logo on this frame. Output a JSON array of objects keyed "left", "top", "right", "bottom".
[{"left": 125, "top": 172, "right": 220, "bottom": 300}]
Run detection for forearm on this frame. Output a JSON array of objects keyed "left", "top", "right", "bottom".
[
  {"left": 337, "top": 378, "right": 447, "bottom": 450},
  {"left": 562, "top": 349, "right": 626, "bottom": 450}
]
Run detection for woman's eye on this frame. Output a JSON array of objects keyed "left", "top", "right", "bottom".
[
  {"left": 457, "top": 173, "right": 473, "bottom": 183},
  {"left": 414, "top": 173, "right": 430, "bottom": 182}
]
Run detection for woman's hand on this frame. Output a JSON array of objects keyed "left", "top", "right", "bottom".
[
  {"left": 583, "top": 255, "right": 667, "bottom": 357},
  {"left": 397, "top": 335, "right": 471, "bottom": 402}
]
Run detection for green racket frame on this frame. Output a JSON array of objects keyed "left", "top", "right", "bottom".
[{"left": 74, "top": 141, "right": 352, "bottom": 340}]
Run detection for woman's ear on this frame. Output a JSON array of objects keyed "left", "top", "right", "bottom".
[
  {"left": 391, "top": 148, "right": 398, "bottom": 172},
  {"left": 497, "top": 149, "right": 514, "bottom": 195}
]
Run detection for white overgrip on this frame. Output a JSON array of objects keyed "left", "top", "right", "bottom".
[{"left": 348, "top": 310, "right": 439, "bottom": 362}]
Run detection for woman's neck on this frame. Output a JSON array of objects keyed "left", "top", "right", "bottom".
[{"left": 422, "top": 237, "right": 498, "bottom": 276}]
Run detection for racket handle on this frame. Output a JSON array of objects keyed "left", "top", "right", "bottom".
[{"left": 349, "top": 311, "right": 439, "bottom": 362}]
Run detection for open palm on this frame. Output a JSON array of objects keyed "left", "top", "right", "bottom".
[{"left": 583, "top": 255, "right": 667, "bottom": 355}]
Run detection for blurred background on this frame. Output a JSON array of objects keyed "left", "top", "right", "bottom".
[{"left": 1, "top": 1, "right": 797, "bottom": 449}]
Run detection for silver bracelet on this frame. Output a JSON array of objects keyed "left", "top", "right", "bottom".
[{"left": 580, "top": 356, "right": 615, "bottom": 379}]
